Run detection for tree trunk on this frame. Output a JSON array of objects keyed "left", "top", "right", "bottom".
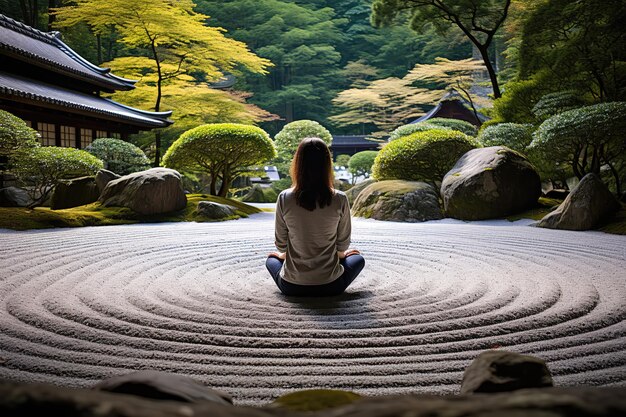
[
  {"left": 475, "top": 44, "right": 501, "bottom": 99},
  {"left": 47, "top": 0, "right": 56, "bottom": 31},
  {"left": 96, "top": 34, "right": 102, "bottom": 64},
  {"left": 153, "top": 130, "right": 161, "bottom": 167},
  {"left": 209, "top": 174, "right": 217, "bottom": 196}
]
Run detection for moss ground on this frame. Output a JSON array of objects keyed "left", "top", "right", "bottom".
[
  {"left": 270, "top": 389, "right": 361, "bottom": 412},
  {"left": 0, "top": 194, "right": 261, "bottom": 231},
  {"left": 505, "top": 197, "right": 562, "bottom": 222}
]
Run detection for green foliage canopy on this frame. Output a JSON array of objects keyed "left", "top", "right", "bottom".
[
  {"left": 273, "top": 120, "right": 333, "bottom": 175},
  {"left": 163, "top": 123, "right": 276, "bottom": 197},
  {"left": 422, "top": 118, "right": 478, "bottom": 136},
  {"left": 348, "top": 150, "right": 378, "bottom": 178},
  {"left": 529, "top": 102, "right": 626, "bottom": 194},
  {"left": 372, "top": 129, "right": 479, "bottom": 183},
  {"left": 531, "top": 91, "right": 588, "bottom": 121},
  {"left": 0, "top": 110, "right": 40, "bottom": 157},
  {"left": 85, "top": 138, "right": 150, "bottom": 175},
  {"left": 477, "top": 123, "right": 534, "bottom": 153},
  {"left": 371, "top": 0, "right": 512, "bottom": 98},
  {"left": 11, "top": 147, "right": 103, "bottom": 207},
  {"left": 388, "top": 122, "right": 447, "bottom": 141}
]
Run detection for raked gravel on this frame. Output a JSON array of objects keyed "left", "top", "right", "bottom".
[{"left": 0, "top": 213, "right": 625, "bottom": 405}]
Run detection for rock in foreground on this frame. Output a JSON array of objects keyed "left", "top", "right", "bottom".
[
  {"left": 537, "top": 173, "right": 620, "bottom": 231},
  {"left": 352, "top": 180, "right": 443, "bottom": 222},
  {"left": 461, "top": 350, "right": 553, "bottom": 394},
  {"left": 50, "top": 176, "right": 99, "bottom": 210},
  {"left": 0, "top": 186, "right": 31, "bottom": 207},
  {"left": 195, "top": 201, "right": 237, "bottom": 220},
  {"left": 441, "top": 146, "right": 541, "bottom": 220},
  {"left": 1, "top": 382, "right": 625, "bottom": 417},
  {"left": 99, "top": 168, "right": 187, "bottom": 215}
]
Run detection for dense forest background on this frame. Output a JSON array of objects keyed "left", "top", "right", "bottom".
[
  {"left": 1, "top": 0, "right": 623, "bottom": 141},
  {"left": 0, "top": 0, "right": 474, "bottom": 137}
]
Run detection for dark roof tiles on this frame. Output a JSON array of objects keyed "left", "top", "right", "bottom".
[
  {"left": 0, "top": 71, "right": 172, "bottom": 128},
  {"left": 0, "top": 14, "right": 135, "bottom": 91}
]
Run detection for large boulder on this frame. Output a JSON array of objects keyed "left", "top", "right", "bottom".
[
  {"left": 195, "top": 201, "right": 236, "bottom": 219},
  {"left": 0, "top": 186, "right": 32, "bottom": 207},
  {"left": 352, "top": 180, "right": 443, "bottom": 222},
  {"left": 50, "top": 176, "right": 99, "bottom": 210},
  {"left": 460, "top": 350, "right": 553, "bottom": 394},
  {"left": 441, "top": 146, "right": 541, "bottom": 220},
  {"left": 95, "top": 169, "right": 121, "bottom": 194},
  {"left": 537, "top": 173, "right": 620, "bottom": 231},
  {"left": 99, "top": 168, "right": 187, "bottom": 215},
  {"left": 345, "top": 178, "right": 375, "bottom": 205},
  {"left": 93, "top": 370, "right": 232, "bottom": 405}
]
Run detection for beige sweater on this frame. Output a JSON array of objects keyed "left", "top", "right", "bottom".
[{"left": 274, "top": 188, "right": 351, "bottom": 285}]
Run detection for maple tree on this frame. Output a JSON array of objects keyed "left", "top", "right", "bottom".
[{"left": 53, "top": 0, "right": 272, "bottom": 166}]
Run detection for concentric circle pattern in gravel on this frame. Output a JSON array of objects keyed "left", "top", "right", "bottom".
[{"left": 1, "top": 214, "right": 625, "bottom": 404}]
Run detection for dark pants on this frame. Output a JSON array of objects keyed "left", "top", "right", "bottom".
[{"left": 266, "top": 254, "right": 365, "bottom": 297}]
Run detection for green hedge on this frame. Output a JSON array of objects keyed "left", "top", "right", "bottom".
[
  {"left": 85, "top": 138, "right": 150, "bottom": 175},
  {"left": 372, "top": 129, "right": 480, "bottom": 183},
  {"left": 388, "top": 122, "right": 446, "bottom": 141},
  {"left": 0, "top": 110, "right": 39, "bottom": 157},
  {"left": 478, "top": 123, "right": 534, "bottom": 153},
  {"left": 424, "top": 118, "right": 478, "bottom": 136}
]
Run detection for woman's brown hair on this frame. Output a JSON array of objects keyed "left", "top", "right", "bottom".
[{"left": 290, "top": 137, "right": 334, "bottom": 211}]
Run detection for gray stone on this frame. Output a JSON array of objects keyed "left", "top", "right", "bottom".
[
  {"left": 537, "top": 173, "right": 620, "bottom": 231},
  {"left": 2, "top": 381, "right": 626, "bottom": 417},
  {"left": 99, "top": 168, "right": 187, "bottom": 215},
  {"left": 345, "top": 179, "right": 375, "bottom": 205},
  {"left": 441, "top": 146, "right": 541, "bottom": 220},
  {"left": 95, "top": 169, "right": 121, "bottom": 194},
  {"left": 0, "top": 186, "right": 32, "bottom": 207},
  {"left": 352, "top": 180, "right": 443, "bottom": 222},
  {"left": 94, "top": 370, "right": 232, "bottom": 405},
  {"left": 195, "top": 201, "right": 236, "bottom": 219},
  {"left": 460, "top": 350, "right": 553, "bottom": 394},
  {"left": 50, "top": 176, "right": 99, "bottom": 210}
]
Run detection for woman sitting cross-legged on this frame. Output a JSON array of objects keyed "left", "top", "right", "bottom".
[{"left": 266, "top": 137, "right": 365, "bottom": 297}]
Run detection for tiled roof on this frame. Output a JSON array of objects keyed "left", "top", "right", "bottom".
[
  {"left": 332, "top": 135, "right": 384, "bottom": 147},
  {"left": 0, "top": 71, "right": 172, "bottom": 128},
  {"left": 0, "top": 14, "right": 135, "bottom": 91}
]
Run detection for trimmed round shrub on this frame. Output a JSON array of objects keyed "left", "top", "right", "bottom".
[
  {"left": 478, "top": 123, "right": 534, "bottom": 153},
  {"left": 273, "top": 120, "right": 332, "bottom": 174},
  {"left": 348, "top": 150, "right": 378, "bottom": 178},
  {"left": 388, "top": 122, "right": 448, "bottom": 141},
  {"left": 163, "top": 123, "right": 276, "bottom": 197},
  {"left": 532, "top": 90, "right": 587, "bottom": 120},
  {"left": 0, "top": 110, "right": 39, "bottom": 157},
  {"left": 11, "top": 147, "right": 103, "bottom": 206},
  {"left": 335, "top": 154, "right": 351, "bottom": 167},
  {"left": 424, "top": 118, "right": 478, "bottom": 136},
  {"left": 85, "top": 138, "right": 150, "bottom": 175},
  {"left": 372, "top": 129, "right": 480, "bottom": 183}
]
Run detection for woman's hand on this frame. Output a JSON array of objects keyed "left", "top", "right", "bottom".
[
  {"left": 338, "top": 249, "right": 360, "bottom": 259},
  {"left": 268, "top": 251, "right": 286, "bottom": 260}
]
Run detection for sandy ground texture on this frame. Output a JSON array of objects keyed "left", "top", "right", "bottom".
[{"left": 0, "top": 212, "right": 625, "bottom": 405}]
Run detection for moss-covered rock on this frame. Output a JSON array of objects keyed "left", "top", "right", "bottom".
[
  {"left": 345, "top": 178, "right": 375, "bottom": 205},
  {"left": 441, "top": 146, "right": 541, "bottom": 221},
  {"left": 241, "top": 184, "right": 278, "bottom": 203},
  {"left": 537, "top": 173, "right": 620, "bottom": 231},
  {"left": 352, "top": 180, "right": 443, "bottom": 222},
  {"left": 50, "top": 176, "right": 99, "bottom": 210},
  {"left": 271, "top": 389, "right": 361, "bottom": 412}
]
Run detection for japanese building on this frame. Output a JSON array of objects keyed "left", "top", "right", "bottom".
[
  {"left": 410, "top": 90, "right": 489, "bottom": 127},
  {"left": 330, "top": 135, "right": 382, "bottom": 158},
  {"left": 0, "top": 14, "right": 172, "bottom": 149}
]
